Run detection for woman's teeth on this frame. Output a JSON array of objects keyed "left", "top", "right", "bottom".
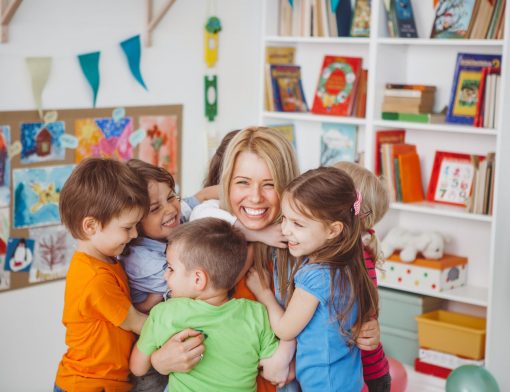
[{"left": 243, "top": 207, "right": 266, "bottom": 216}]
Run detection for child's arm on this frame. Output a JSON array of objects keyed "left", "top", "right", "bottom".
[
  {"left": 120, "top": 305, "right": 147, "bottom": 335},
  {"left": 354, "top": 318, "right": 380, "bottom": 351},
  {"left": 193, "top": 185, "right": 219, "bottom": 202},
  {"left": 130, "top": 345, "right": 152, "bottom": 376},
  {"left": 246, "top": 268, "right": 319, "bottom": 341},
  {"left": 259, "top": 339, "right": 296, "bottom": 387},
  {"left": 134, "top": 293, "right": 164, "bottom": 314},
  {"left": 234, "top": 221, "right": 288, "bottom": 249}
]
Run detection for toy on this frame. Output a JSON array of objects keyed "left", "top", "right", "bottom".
[
  {"left": 388, "top": 357, "right": 408, "bottom": 392},
  {"left": 446, "top": 365, "right": 499, "bottom": 392},
  {"left": 381, "top": 227, "right": 447, "bottom": 262}
]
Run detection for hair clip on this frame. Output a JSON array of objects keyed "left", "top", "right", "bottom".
[{"left": 353, "top": 191, "right": 362, "bottom": 216}]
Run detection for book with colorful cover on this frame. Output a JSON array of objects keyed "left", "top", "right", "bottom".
[
  {"left": 270, "top": 64, "right": 308, "bottom": 113},
  {"left": 430, "top": 0, "right": 478, "bottom": 39},
  {"left": 374, "top": 129, "right": 406, "bottom": 176},
  {"left": 399, "top": 152, "right": 425, "bottom": 202},
  {"left": 269, "top": 123, "right": 296, "bottom": 148},
  {"left": 320, "top": 123, "right": 358, "bottom": 165},
  {"left": 446, "top": 53, "right": 502, "bottom": 124},
  {"left": 265, "top": 47, "right": 296, "bottom": 111},
  {"left": 350, "top": 0, "right": 371, "bottom": 37},
  {"left": 312, "top": 55, "right": 363, "bottom": 116},
  {"left": 394, "top": 0, "right": 418, "bottom": 38}
]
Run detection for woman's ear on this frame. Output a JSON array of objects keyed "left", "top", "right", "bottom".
[
  {"left": 327, "top": 221, "right": 344, "bottom": 240},
  {"left": 82, "top": 216, "right": 99, "bottom": 237}
]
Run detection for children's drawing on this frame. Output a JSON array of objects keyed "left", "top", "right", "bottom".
[
  {"left": 13, "top": 165, "right": 75, "bottom": 228},
  {"left": 0, "top": 267, "right": 10, "bottom": 290},
  {"left": 28, "top": 225, "right": 76, "bottom": 283},
  {"left": 4, "top": 238, "right": 35, "bottom": 272},
  {"left": 0, "top": 208, "right": 9, "bottom": 290},
  {"left": 137, "top": 116, "right": 178, "bottom": 176},
  {"left": 20, "top": 121, "right": 65, "bottom": 164},
  {"left": 0, "top": 126, "right": 11, "bottom": 207},
  {"left": 75, "top": 117, "right": 133, "bottom": 162},
  {"left": 320, "top": 123, "right": 358, "bottom": 165}
]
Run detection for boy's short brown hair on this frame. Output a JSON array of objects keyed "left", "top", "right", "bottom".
[
  {"left": 59, "top": 158, "right": 149, "bottom": 240},
  {"left": 167, "top": 218, "right": 247, "bottom": 290},
  {"left": 127, "top": 159, "right": 175, "bottom": 191}
]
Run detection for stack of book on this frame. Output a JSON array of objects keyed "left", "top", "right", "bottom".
[
  {"left": 468, "top": 153, "right": 496, "bottom": 215},
  {"left": 381, "top": 84, "right": 445, "bottom": 123},
  {"left": 264, "top": 46, "right": 296, "bottom": 111},
  {"left": 474, "top": 67, "right": 502, "bottom": 128}
]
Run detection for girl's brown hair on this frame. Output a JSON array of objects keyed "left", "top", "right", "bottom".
[
  {"left": 283, "top": 166, "right": 379, "bottom": 342},
  {"left": 203, "top": 130, "right": 240, "bottom": 187}
]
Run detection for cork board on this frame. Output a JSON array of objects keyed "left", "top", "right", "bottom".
[{"left": 0, "top": 104, "right": 182, "bottom": 293}]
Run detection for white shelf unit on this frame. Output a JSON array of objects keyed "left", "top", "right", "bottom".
[{"left": 259, "top": 0, "right": 510, "bottom": 388}]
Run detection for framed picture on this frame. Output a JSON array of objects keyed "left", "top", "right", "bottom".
[{"left": 426, "top": 151, "right": 480, "bottom": 207}]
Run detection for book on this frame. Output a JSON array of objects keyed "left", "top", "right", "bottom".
[
  {"left": 383, "top": 0, "right": 398, "bottom": 37},
  {"left": 374, "top": 129, "right": 405, "bottom": 176},
  {"left": 382, "top": 111, "right": 446, "bottom": 124},
  {"left": 270, "top": 64, "right": 308, "bottom": 112},
  {"left": 311, "top": 55, "right": 363, "bottom": 116},
  {"left": 320, "top": 123, "right": 358, "bottom": 165},
  {"left": 354, "top": 69, "right": 368, "bottom": 118},
  {"left": 399, "top": 152, "right": 425, "bottom": 202},
  {"left": 469, "top": 0, "right": 496, "bottom": 39},
  {"left": 264, "top": 47, "right": 296, "bottom": 111},
  {"left": 394, "top": 0, "right": 418, "bottom": 38},
  {"left": 385, "top": 83, "right": 436, "bottom": 91},
  {"left": 384, "top": 89, "right": 436, "bottom": 98},
  {"left": 430, "top": 0, "right": 478, "bottom": 39},
  {"left": 446, "top": 52, "right": 502, "bottom": 125},
  {"left": 350, "top": 0, "right": 371, "bottom": 37},
  {"left": 335, "top": 0, "right": 352, "bottom": 37},
  {"left": 269, "top": 123, "right": 296, "bottom": 148},
  {"left": 473, "top": 66, "right": 490, "bottom": 127},
  {"left": 390, "top": 143, "right": 418, "bottom": 202}
]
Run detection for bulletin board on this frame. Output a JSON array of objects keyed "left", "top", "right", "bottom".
[{"left": 0, "top": 104, "right": 182, "bottom": 293}]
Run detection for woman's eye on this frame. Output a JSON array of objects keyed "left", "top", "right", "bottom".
[{"left": 263, "top": 183, "right": 275, "bottom": 188}]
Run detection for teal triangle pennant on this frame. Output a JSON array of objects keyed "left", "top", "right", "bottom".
[
  {"left": 120, "top": 35, "right": 147, "bottom": 90},
  {"left": 77, "top": 51, "right": 101, "bottom": 107}
]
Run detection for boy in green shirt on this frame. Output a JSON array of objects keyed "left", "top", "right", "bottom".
[{"left": 130, "top": 218, "right": 284, "bottom": 392}]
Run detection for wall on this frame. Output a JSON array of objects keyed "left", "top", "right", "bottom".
[{"left": 0, "top": 0, "right": 262, "bottom": 390}]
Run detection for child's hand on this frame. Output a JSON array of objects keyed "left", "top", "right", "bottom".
[
  {"left": 354, "top": 318, "right": 380, "bottom": 351},
  {"left": 246, "top": 267, "right": 272, "bottom": 300},
  {"left": 238, "top": 222, "right": 288, "bottom": 248}
]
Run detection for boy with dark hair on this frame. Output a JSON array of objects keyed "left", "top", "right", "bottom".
[
  {"left": 130, "top": 217, "right": 283, "bottom": 392},
  {"left": 54, "top": 158, "right": 149, "bottom": 392}
]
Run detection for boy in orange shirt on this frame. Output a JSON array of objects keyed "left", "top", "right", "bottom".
[{"left": 54, "top": 158, "right": 149, "bottom": 392}]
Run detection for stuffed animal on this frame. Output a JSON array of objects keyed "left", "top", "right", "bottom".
[{"left": 381, "top": 227, "right": 448, "bottom": 263}]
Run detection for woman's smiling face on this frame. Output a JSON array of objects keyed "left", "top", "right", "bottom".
[{"left": 228, "top": 151, "right": 280, "bottom": 231}]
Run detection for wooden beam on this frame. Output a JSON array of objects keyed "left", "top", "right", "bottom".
[
  {"left": 144, "top": 0, "right": 176, "bottom": 47},
  {"left": 1, "top": 0, "right": 22, "bottom": 43}
]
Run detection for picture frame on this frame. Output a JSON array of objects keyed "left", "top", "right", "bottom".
[{"left": 426, "top": 151, "right": 481, "bottom": 207}]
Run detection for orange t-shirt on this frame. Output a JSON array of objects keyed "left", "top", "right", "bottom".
[
  {"left": 234, "top": 275, "right": 276, "bottom": 392},
  {"left": 55, "top": 252, "right": 134, "bottom": 392}
]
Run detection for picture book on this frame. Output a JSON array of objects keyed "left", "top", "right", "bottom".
[
  {"left": 311, "top": 55, "right": 363, "bottom": 116},
  {"left": 446, "top": 53, "right": 502, "bottom": 125},
  {"left": 335, "top": 0, "right": 352, "bottom": 37},
  {"left": 430, "top": 0, "right": 478, "bottom": 39},
  {"left": 374, "top": 129, "right": 405, "bottom": 176},
  {"left": 269, "top": 123, "right": 296, "bottom": 148},
  {"left": 265, "top": 47, "right": 295, "bottom": 111},
  {"left": 320, "top": 123, "right": 357, "bottom": 165},
  {"left": 350, "top": 0, "right": 371, "bottom": 37},
  {"left": 270, "top": 64, "right": 308, "bottom": 112},
  {"left": 394, "top": 0, "right": 418, "bottom": 38}
]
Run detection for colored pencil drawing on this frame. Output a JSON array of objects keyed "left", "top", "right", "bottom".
[
  {"left": 137, "top": 116, "right": 178, "bottom": 176},
  {"left": 20, "top": 121, "right": 66, "bottom": 164},
  {"left": 4, "top": 237, "right": 35, "bottom": 272},
  {"left": 28, "top": 225, "right": 75, "bottom": 283},
  {"left": 75, "top": 117, "right": 133, "bottom": 162},
  {"left": 13, "top": 165, "right": 75, "bottom": 229},
  {"left": 0, "top": 126, "right": 11, "bottom": 207}
]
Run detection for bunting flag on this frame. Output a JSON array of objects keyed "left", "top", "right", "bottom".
[
  {"left": 25, "top": 57, "right": 52, "bottom": 119},
  {"left": 288, "top": 0, "right": 293, "bottom": 7},
  {"left": 120, "top": 35, "right": 147, "bottom": 90},
  {"left": 78, "top": 51, "right": 101, "bottom": 107}
]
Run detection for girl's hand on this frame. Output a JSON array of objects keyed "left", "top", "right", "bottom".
[
  {"left": 237, "top": 222, "right": 288, "bottom": 248},
  {"left": 354, "top": 319, "right": 380, "bottom": 351},
  {"left": 246, "top": 267, "right": 273, "bottom": 300}
]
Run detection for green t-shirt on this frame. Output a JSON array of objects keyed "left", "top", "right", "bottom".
[{"left": 137, "top": 297, "right": 279, "bottom": 392}]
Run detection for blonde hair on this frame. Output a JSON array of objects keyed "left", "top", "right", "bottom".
[
  {"left": 219, "top": 126, "right": 300, "bottom": 286},
  {"left": 333, "top": 161, "right": 389, "bottom": 267}
]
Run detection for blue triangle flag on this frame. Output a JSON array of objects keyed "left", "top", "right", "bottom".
[
  {"left": 120, "top": 35, "right": 147, "bottom": 90},
  {"left": 77, "top": 51, "right": 101, "bottom": 107}
]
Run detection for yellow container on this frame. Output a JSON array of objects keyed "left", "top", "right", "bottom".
[{"left": 416, "top": 310, "right": 486, "bottom": 360}]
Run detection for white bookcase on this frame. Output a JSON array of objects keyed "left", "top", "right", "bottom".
[{"left": 258, "top": 0, "right": 510, "bottom": 388}]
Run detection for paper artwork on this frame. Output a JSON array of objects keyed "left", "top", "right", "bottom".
[
  {"left": 0, "top": 208, "right": 10, "bottom": 290},
  {"left": 20, "top": 121, "right": 66, "bottom": 164},
  {"left": 13, "top": 165, "right": 75, "bottom": 229},
  {"left": 4, "top": 237, "right": 35, "bottom": 272},
  {"left": 0, "top": 126, "right": 11, "bottom": 207},
  {"left": 75, "top": 117, "right": 133, "bottom": 162},
  {"left": 28, "top": 225, "right": 76, "bottom": 283},
  {"left": 137, "top": 116, "right": 178, "bottom": 176}
]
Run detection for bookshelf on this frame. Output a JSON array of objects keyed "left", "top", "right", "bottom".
[{"left": 259, "top": 0, "right": 510, "bottom": 387}]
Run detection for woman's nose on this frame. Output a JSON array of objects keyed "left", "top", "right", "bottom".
[{"left": 248, "top": 185, "right": 262, "bottom": 202}]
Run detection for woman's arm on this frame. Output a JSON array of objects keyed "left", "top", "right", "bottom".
[
  {"left": 259, "top": 339, "right": 296, "bottom": 387},
  {"left": 119, "top": 305, "right": 147, "bottom": 335},
  {"left": 134, "top": 293, "right": 164, "bottom": 314}
]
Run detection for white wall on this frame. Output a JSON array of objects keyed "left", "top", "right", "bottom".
[{"left": 0, "top": 1, "right": 262, "bottom": 390}]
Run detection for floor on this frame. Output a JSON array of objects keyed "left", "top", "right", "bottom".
[{"left": 405, "top": 364, "right": 446, "bottom": 391}]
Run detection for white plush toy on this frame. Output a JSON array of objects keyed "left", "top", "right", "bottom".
[{"left": 381, "top": 227, "right": 448, "bottom": 263}]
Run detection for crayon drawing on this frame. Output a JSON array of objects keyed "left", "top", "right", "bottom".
[
  {"left": 4, "top": 237, "right": 35, "bottom": 272},
  {"left": 20, "top": 121, "right": 65, "bottom": 164},
  {"left": 137, "top": 116, "right": 178, "bottom": 176},
  {"left": 13, "top": 165, "right": 75, "bottom": 228},
  {"left": 75, "top": 117, "right": 133, "bottom": 162},
  {"left": 0, "top": 126, "right": 11, "bottom": 207},
  {"left": 29, "top": 225, "right": 76, "bottom": 283}
]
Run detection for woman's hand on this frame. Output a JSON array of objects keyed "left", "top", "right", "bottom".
[
  {"left": 354, "top": 319, "right": 380, "bottom": 351},
  {"left": 246, "top": 267, "right": 273, "bottom": 300},
  {"left": 237, "top": 221, "right": 288, "bottom": 248},
  {"left": 151, "top": 329, "right": 205, "bottom": 374}
]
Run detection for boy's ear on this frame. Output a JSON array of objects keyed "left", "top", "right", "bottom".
[
  {"left": 326, "top": 221, "right": 344, "bottom": 240},
  {"left": 82, "top": 216, "right": 99, "bottom": 236},
  {"left": 194, "top": 269, "right": 208, "bottom": 291}
]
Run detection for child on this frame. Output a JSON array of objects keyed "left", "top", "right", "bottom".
[
  {"left": 54, "top": 158, "right": 149, "bottom": 392},
  {"left": 130, "top": 218, "right": 284, "bottom": 392},
  {"left": 246, "top": 166, "right": 379, "bottom": 392},
  {"left": 334, "top": 161, "right": 391, "bottom": 392}
]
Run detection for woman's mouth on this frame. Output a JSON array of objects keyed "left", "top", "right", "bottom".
[{"left": 242, "top": 207, "right": 268, "bottom": 217}]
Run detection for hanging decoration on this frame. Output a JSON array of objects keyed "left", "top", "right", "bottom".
[
  {"left": 120, "top": 35, "right": 147, "bottom": 90},
  {"left": 77, "top": 52, "right": 101, "bottom": 107},
  {"left": 25, "top": 57, "right": 52, "bottom": 119},
  {"left": 204, "top": 75, "right": 218, "bottom": 122},
  {"left": 204, "top": 16, "right": 222, "bottom": 68}
]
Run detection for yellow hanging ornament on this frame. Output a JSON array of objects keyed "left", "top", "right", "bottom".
[{"left": 204, "top": 16, "right": 221, "bottom": 68}]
